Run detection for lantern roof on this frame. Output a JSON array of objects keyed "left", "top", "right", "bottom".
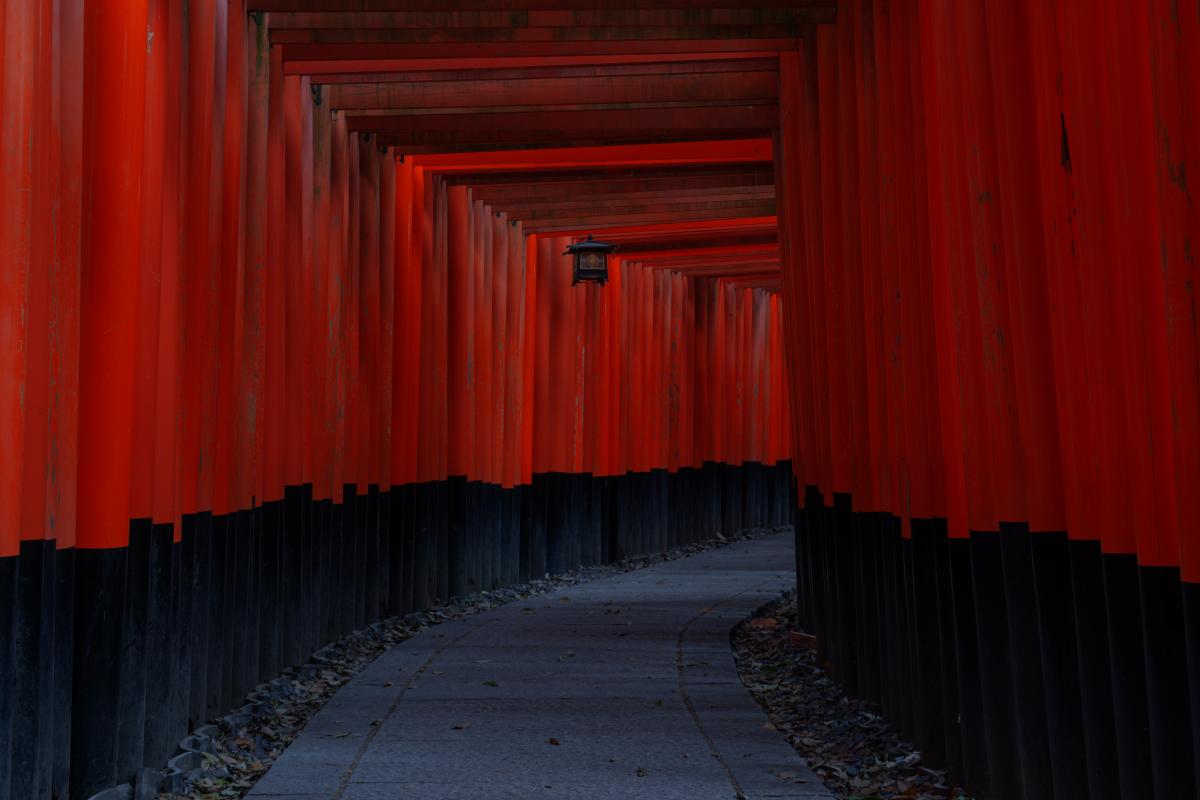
[{"left": 564, "top": 235, "right": 618, "bottom": 256}]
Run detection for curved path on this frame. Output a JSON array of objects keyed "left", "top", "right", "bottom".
[{"left": 247, "top": 532, "right": 831, "bottom": 800}]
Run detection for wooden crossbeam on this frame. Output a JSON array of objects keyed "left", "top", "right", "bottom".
[
  {"left": 306, "top": 57, "right": 779, "bottom": 84},
  {"left": 351, "top": 106, "right": 777, "bottom": 153},
  {"left": 521, "top": 204, "right": 776, "bottom": 232},
  {"left": 266, "top": 8, "right": 830, "bottom": 28},
  {"left": 286, "top": 52, "right": 785, "bottom": 75},
  {"left": 251, "top": 1, "right": 835, "bottom": 17},
  {"left": 280, "top": 39, "right": 800, "bottom": 62},
  {"left": 326, "top": 71, "right": 777, "bottom": 112},
  {"left": 491, "top": 186, "right": 775, "bottom": 214},
  {"left": 465, "top": 169, "right": 775, "bottom": 201}
]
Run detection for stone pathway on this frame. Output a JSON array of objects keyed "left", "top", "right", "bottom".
[{"left": 247, "top": 533, "right": 831, "bottom": 800}]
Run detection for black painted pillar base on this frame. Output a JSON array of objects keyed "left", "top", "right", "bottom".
[
  {"left": 11, "top": 539, "right": 57, "bottom": 799},
  {"left": 948, "top": 536, "right": 990, "bottom": 794},
  {"left": 69, "top": 547, "right": 125, "bottom": 800},
  {"left": 447, "top": 477, "right": 468, "bottom": 600},
  {"left": 1067, "top": 539, "right": 1122, "bottom": 800},
  {"left": 19, "top": 462, "right": 791, "bottom": 799},
  {"left": 53, "top": 545, "right": 76, "bottom": 800},
  {"left": 1030, "top": 533, "right": 1092, "bottom": 800},
  {"left": 909, "top": 519, "right": 945, "bottom": 764},
  {"left": 1184, "top": 582, "right": 1200, "bottom": 795},
  {"left": 143, "top": 524, "right": 175, "bottom": 768},
  {"left": 1103, "top": 553, "right": 1154, "bottom": 800},
  {"left": 998, "top": 523, "right": 1054, "bottom": 800},
  {"left": 1139, "top": 565, "right": 1195, "bottom": 799},
  {"left": 0, "top": 552, "right": 13, "bottom": 800}
]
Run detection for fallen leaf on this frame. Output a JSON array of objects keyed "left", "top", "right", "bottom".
[
  {"left": 482, "top": 680, "right": 499, "bottom": 688},
  {"left": 452, "top": 722, "right": 471, "bottom": 730},
  {"left": 789, "top": 631, "right": 818, "bottom": 650},
  {"left": 636, "top": 767, "right": 648, "bottom": 778},
  {"left": 547, "top": 737, "right": 561, "bottom": 746}
]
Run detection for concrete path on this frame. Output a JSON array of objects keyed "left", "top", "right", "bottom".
[{"left": 247, "top": 532, "right": 832, "bottom": 800}]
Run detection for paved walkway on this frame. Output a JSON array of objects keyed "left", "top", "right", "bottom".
[{"left": 247, "top": 533, "right": 832, "bottom": 800}]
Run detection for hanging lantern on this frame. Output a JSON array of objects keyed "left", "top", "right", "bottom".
[{"left": 564, "top": 235, "right": 617, "bottom": 286}]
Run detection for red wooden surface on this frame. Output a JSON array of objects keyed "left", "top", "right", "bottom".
[
  {"left": 76, "top": 0, "right": 147, "bottom": 549},
  {"left": 13, "top": 0, "right": 1196, "bottom": 579},
  {"left": 2, "top": 0, "right": 777, "bottom": 551},
  {"left": 770, "top": 0, "right": 1200, "bottom": 573}
]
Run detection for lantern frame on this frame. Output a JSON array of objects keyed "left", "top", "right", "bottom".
[{"left": 564, "top": 235, "right": 617, "bottom": 286}]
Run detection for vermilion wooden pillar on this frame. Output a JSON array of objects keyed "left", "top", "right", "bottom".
[
  {"left": 283, "top": 73, "right": 307, "bottom": 495},
  {"left": 520, "top": 234, "right": 539, "bottom": 488},
  {"left": 310, "top": 80, "right": 332, "bottom": 505},
  {"left": 775, "top": 49, "right": 813, "bottom": 500},
  {"left": 21, "top": 1, "right": 52, "bottom": 557},
  {"left": 474, "top": 195, "right": 491, "bottom": 473},
  {"left": 51, "top": 6, "right": 85, "bottom": 795},
  {"left": 359, "top": 134, "right": 383, "bottom": 613},
  {"left": 392, "top": 157, "right": 419, "bottom": 490},
  {"left": 1151, "top": 0, "right": 1200, "bottom": 585},
  {"left": 502, "top": 219, "right": 526, "bottom": 492},
  {"left": 73, "top": 0, "right": 148, "bottom": 795},
  {"left": 215, "top": 0, "right": 246, "bottom": 523},
  {"left": 0, "top": 0, "right": 38, "bottom": 573},
  {"left": 189, "top": 0, "right": 227, "bottom": 522},
  {"left": 242, "top": 11, "right": 269, "bottom": 517},
  {"left": 1145, "top": 2, "right": 1200, "bottom": 791},
  {"left": 329, "top": 111, "right": 350, "bottom": 504},
  {"left": 490, "top": 212, "right": 509, "bottom": 486},
  {"left": 447, "top": 185, "right": 473, "bottom": 481},
  {"left": 379, "top": 146, "right": 396, "bottom": 496},
  {"left": 263, "top": 41, "right": 286, "bottom": 510},
  {"left": 11, "top": 4, "right": 56, "bottom": 797}
]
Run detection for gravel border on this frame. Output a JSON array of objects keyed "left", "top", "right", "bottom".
[
  {"left": 126, "top": 527, "right": 791, "bottom": 800},
  {"left": 732, "top": 593, "right": 975, "bottom": 800}
]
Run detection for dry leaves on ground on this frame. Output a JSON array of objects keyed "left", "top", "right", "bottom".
[{"left": 733, "top": 593, "right": 975, "bottom": 800}]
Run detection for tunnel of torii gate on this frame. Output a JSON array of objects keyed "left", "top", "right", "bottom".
[{"left": 1, "top": 1, "right": 1200, "bottom": 799}]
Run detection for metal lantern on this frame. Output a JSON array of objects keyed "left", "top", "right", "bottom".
[{"left": 564, "top": 235, "right": 617, "bottom": 286}]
